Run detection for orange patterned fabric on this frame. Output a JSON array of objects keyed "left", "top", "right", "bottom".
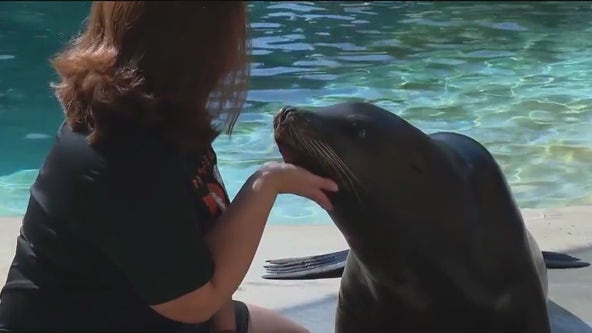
[{"left": 188, "top": 147, "right": 230, "bottom": 233}]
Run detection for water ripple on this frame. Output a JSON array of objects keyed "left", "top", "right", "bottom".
[{"left": 0, "top": 1, "right": 591, "bottom": 223}]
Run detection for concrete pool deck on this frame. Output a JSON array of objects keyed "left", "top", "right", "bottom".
[{"left": 1, "top": 205, "right": 591, "bottom": 332}]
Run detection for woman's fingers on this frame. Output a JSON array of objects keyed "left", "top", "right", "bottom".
[
  {"left": 263, "top": 162, "right": 338, "bottom": 210},
  {"left": 289, "top": 166, "right": 338, "bottom": 210},
  {"left": 307, "top": 189, "right": 334, "bottom": 211},
  {"left": 314, "top": 176, "right": 338, "bottom": 192},
  {"left": 298, "top": 168, "right": 338, "bottom": 192}
]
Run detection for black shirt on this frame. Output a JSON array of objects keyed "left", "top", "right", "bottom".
[{"left": 0, "top": 122, "right": 231, "bottom": 332}]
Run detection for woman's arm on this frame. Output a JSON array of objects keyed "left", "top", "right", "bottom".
[
  {"left": 150, "top": 171, "right": 275, "bottom": 323},
  {"left": 150, "top": 162, "right": 337, "bottom": 324},
  {"left": 209, "top": 298, "right": 238, "bottom": 332}
]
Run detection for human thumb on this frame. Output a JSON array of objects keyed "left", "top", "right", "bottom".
[{"left": 316, "top": 176, "right": 338, "bottom": 192}]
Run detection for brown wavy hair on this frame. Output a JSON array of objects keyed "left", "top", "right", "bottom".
[{"left": 51, "top": 1, "right": 250, "bottom": 151}]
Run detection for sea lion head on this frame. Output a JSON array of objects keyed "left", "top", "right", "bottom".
[{"left": 273, "top": 102, "right": 469, "bottom": 243}]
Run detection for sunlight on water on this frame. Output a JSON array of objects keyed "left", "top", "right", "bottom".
[{"left": 1, "top": 2, "right": 591, "bottom": 223}]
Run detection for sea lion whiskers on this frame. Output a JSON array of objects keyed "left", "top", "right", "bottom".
[
  {"left": 288, "top": 126, "right": 363, "bottom": 200},
  {"left": 311, "top": 140, "right": 363, "bottom": 201}
]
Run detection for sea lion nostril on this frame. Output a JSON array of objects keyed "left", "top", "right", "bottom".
[
  {"left": 277, "top": 106, "right": 296, "bottom": 125},
  {"left": 274, "top": 106, "right": 291, "bottom": 129},
  {"left": 279, "top": 105, "right": 296, "bottom": 113},
  {"left": 274, "top": 106, "right": 318, "bottom": 133}
]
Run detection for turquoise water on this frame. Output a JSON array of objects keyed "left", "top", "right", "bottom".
[{"left": 1, "top": 1, "right": 591, "bottom": 224}]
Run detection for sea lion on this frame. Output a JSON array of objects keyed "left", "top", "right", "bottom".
[{"left": 266, "top": 102, "right": 587, "bottom": 333}]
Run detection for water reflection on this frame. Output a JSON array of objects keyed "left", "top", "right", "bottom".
[{"left": 0, "top": 1, "right": 591, "bottom": 220}]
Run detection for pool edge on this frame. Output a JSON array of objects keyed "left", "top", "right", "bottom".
[
  {"left": 2, "top": 205, "right": 591, "bottom": 284},
  {"left": 1, "top": 205, "right": 591, "bottom": 331}
]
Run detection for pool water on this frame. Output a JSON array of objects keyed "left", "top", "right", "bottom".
[{"left": 1, "top": 1, "right": 591, "bottom": 224}]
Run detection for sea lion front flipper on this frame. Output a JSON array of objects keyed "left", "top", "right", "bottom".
[
  {"left": 542, "top": 251, "right": 590, "bottom": 269},
  {"left": 262, "top": 249, "right": 349, "bottom": 280}
]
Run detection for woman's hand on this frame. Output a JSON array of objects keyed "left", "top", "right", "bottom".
[{"left": 254, "top": 161, "right": 339, "bottom": 211}]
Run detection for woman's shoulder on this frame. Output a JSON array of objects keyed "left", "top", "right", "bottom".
[
  {"left": 46, "top": 121, "right": 192, "bottom": 183},
  {"left": 34, "top": 122, "right": 196, "bottom": 219}
]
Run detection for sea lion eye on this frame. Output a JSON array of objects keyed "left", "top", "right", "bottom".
[
  {"left": 358, "top": 128, "right": 366, "bottom": 138},
  {"left": 350, "top": 121, "right": 366, "bottom": 139}
]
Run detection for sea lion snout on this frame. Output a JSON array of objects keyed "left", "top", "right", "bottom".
[
  {"left": 274, "top": 106, "right": 322, "bottom": 142},
  {"left": 274, "top": 106, "right": 314, "bottom": 129},
  {"left": 274, "top": 105, "right": 296, "bottom": 130}
]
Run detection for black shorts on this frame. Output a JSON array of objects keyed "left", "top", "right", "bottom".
[
  {"left": 0, "top": 296, "right": 250, "bottom": 333},
  {"left": 192, "top": 300, "right": 250, "bottom": 333}
]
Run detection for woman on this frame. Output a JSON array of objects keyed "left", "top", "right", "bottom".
[{"left": 0, "top": 2, "right": 337, "bottom": 333}]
